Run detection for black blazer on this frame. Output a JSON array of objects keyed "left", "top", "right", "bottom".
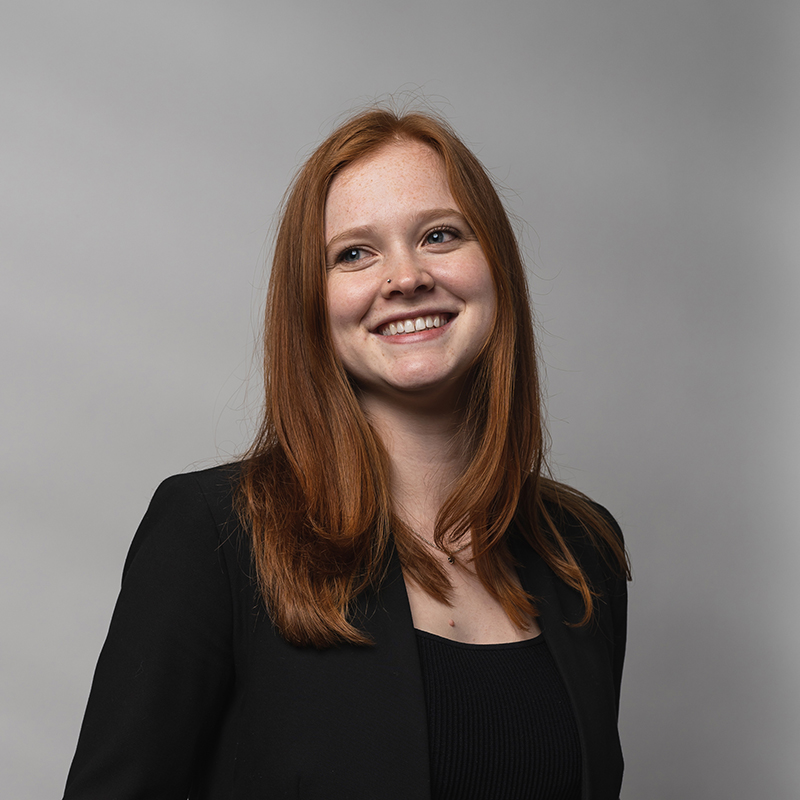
[{"left": 63, "top": 465, "right": 627, "bottom": 799}]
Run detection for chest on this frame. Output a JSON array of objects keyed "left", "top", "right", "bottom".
[{"left": 403, "top": 563, "right": 541, "bottom": 643}]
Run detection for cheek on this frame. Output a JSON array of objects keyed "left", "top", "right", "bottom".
[
  {"left": 325, "top": 277, "right": 371, "bottom": 345},
  {"left": 326, "top": 277, "right": 352, "bottom": 324},
  {"left": 471, "top": 270, "right": 499, "bottom": 349},
  {"left": 479, "top": 294, "right": 498, "bottom": 347},
  {"left": 325, "top": 301, "right": 349, "bottom": 360},
  {"left": 465, "top": 261, "right": 497, "bottom": 318}
]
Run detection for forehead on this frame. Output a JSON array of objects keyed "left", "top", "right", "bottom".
[{"left": 324, "top": 140, "right": 456, "bottom": 237}]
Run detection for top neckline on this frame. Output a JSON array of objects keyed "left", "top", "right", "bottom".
[{"left": 414, "top": 628, "right": 545, "bottom": 650}]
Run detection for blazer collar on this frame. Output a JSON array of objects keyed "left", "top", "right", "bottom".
[{"left": 346, "top": 546, "right": 433, "bottom": 798}]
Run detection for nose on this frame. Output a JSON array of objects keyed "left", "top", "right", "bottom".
[{"left": 381, "top": 251, "right": 434, "bottom": 298}]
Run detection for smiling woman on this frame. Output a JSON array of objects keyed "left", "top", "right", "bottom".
[
  {"left": 325, "top": 140, "right": 496, "bottom": 410},
  {"left": 62, "top": 108, "right": 630, "bottom": 800}
]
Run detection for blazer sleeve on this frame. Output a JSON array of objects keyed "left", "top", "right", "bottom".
[
  {"left": 600, "top": 508, "right": 628, "bottom": 715},
  {"left": 583, "top": 503, "right": 629, "bottom": 716},
  {"left": 62, "top": 474, "right": 235, "bottom": 800}
]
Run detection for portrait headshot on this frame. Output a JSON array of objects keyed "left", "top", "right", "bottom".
[{"left": 2, "top": 1, "right": 798, "bottom": 798}]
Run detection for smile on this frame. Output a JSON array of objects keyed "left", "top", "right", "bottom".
[{"left": 378, "top": 314, "right": 452, "bottom": 336}]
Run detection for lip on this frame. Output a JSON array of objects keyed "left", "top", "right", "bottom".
[{"left": 370, "top": 310, "right": 457, "bottom": 335}]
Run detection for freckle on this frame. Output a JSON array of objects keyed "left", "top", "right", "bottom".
[{"left": 448, "top": 619, "right": 455, "bottom": 627}]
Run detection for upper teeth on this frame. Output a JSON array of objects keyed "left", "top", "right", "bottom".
[{"left": 380, "top": 315, "right": 449, "bottom": 336}]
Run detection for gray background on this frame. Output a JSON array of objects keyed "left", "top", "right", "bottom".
[{"left": 2, "top": 1, "right": 798, "bottom": 797}]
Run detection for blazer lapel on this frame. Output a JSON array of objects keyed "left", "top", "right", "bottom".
[
  {"left": 334, "top": 547, "right": 432, "bottom": 798},
  {"left": 229, "top": 545, "right": 431, "bottom": 800},
  {"left": 514, "top": 537, "right": 623, "bottom": 800}
]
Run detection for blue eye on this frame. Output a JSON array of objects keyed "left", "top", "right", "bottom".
[
  {"left": 339, "top": 247, "right": 363, "bottom": 263},
  {"left": 425, "top": 228, "right": 456, "bottom": 245}
]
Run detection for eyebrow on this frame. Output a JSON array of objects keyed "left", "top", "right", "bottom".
[{"left": 324, "top": 207, "right": 469, "bottom": 255}]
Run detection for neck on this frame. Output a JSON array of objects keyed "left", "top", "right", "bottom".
[{"left": 361, "top": 395, "right": 468, "bottom": 537}]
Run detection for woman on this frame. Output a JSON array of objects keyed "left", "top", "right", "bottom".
[{"left": 63, "top": 108, "right": 630, "bottom": 799}]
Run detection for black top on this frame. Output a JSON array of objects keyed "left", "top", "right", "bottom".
[{"left": 416, "top": 630, "right": 581, "bottom": 800}]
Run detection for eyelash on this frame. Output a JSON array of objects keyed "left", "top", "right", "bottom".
[
  {"left": 335, "top": 247, "right": 367, "bottom": 265},
  {"left": 333, "top": 226, "right": 461, "bottom": 266},
  {"left": 424, "top": 226, "right": 460, "bottom": 245}
]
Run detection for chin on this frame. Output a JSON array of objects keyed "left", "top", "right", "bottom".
[{"left": 386, "top": 371, "right": 468, "bottom": 403}]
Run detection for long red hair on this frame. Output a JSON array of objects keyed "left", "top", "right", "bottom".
[{"left": 237, "top": 108, "right": 629, "bottom": 647}]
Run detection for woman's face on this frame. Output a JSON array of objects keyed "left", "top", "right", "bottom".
[{"left": 324, "top": 140, "right": 496, "bottom": 413}]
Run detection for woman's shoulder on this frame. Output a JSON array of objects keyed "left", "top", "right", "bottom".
[
  {"left": 123, "top": 462, "right": 247, "bottom": 580},
  {"left": 144, "top": 462, "right": 244, "bottom": 522},
  {"left": 548, "top": 496, "right": 624, "bottom": 548},
  {"left": 538, "top": 478, "right": 622, "bottom": 536},
  {"left": 528, "top": 481, "right": 629, "bottom": 586},
  {"left": 149, "top": 461, "right": 243, "bottom": 504}
]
